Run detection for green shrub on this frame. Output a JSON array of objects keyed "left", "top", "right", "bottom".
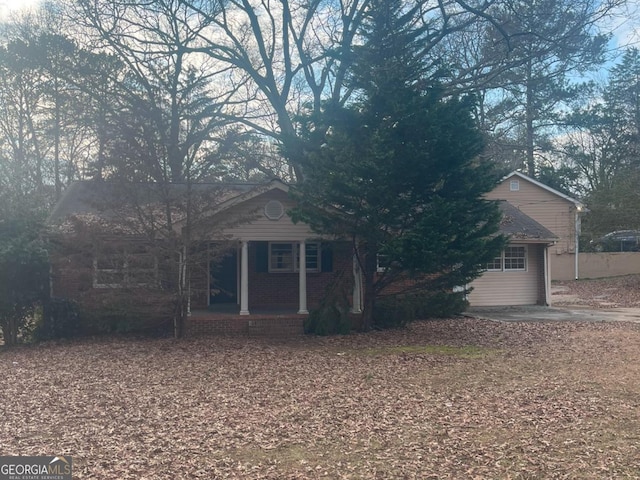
[
  {"left": 35, "top": 295, "right": 173, "bottom": 339},
  {"left": 372, "top": 291, "right": 468, "bottom": 329},
  {"left": 81, "top": 303, "right": 171, "bottom": 335},
  {"left": 0, "top": 217, "right": 49, "bottom": 345},
  {"left": 305, "top": 303, "right": 351, "bottom": 335},
  {"left": 372, "top": 296, "right": 416, "bottom": 329},
  {"left": 305, "top": 264, "right": 352, "bottom": 335},
  {"left": 35, "top": 297, "right": 82, "bottom": 340},
  {"left": 413, "top": 291, "right": 468, "bottom": 319}
]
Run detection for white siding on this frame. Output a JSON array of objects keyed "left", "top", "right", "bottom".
[
  {"left": 218, "top": 189, "right": 322, "bottom": 241},
  {"left": 468, "top": 244, "right": 540, "bottom": 306}
]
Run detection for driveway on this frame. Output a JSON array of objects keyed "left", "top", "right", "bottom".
[
  {"left": 466, "top": 305, "right": 640, "bottom": 323},
  {"left": 467, "top": 276, "right": 640, "bottom": 323}
]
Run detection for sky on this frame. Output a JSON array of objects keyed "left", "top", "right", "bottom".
[
  {"left": 606, "top": 5, "right": 640, "bottom": 50},
  {"left": 0, "top": 0, "right": 639, "bottom": 62},
  {"left": 0, "top": 0, "right": 41, "bottom": 18}
]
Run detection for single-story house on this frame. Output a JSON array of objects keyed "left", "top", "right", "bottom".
[
  {"left": 46, "top": 178, "right": 559, "bottom": 332},
  {"left": 46, "top": 180, "right": 357, "bottom": 331},
  {"left": 486, "top": 171, "right": 586, "bottom": 281}
]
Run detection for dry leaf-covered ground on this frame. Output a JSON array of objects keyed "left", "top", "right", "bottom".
[
  {"left": 2, "top": 317, "right": 640, "bottom": 479},
  {"left": 553, "top": 274, "right": 640, "bottom": 308}
]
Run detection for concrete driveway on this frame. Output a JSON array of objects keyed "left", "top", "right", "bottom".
[
  {"left": 466, "top": 282, "right": 640, "bottom": 323},
  {"left": 466, "top": 305, "right": 640, "bottom": 323}
]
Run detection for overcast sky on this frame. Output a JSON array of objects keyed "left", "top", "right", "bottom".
[{"left": 0, "top": 0, "right": 40, "bottom": 18}]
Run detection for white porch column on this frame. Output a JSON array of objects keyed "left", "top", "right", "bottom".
[
  {"left": 239, "top": 240, "right": 250, "bottom": 315},
  {"left": 351, "top": 254, "right": 363, "bottom": 314},
  {"left": 298, "top": 240, "right": 309, "bottom": 314}
]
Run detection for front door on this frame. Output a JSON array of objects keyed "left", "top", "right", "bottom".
[{"left": 210, "top": 250, "right": 238, "bottom": 304}]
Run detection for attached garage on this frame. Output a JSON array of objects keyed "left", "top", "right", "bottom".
[
  {"left": 468, "top": 243, "right": 547, "bottom": 306},
  {"left": 468, "top": 202, "right": 556, "bottom": 307}
]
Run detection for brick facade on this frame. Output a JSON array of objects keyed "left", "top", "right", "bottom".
[
  {"left": 186, "top": 314, "right": 306, "bottom": 337},
  {"left": 49, "top": 235, "right": 354, "bottom": 333},
  {"left": 48, "top": 235, "right": 175, "bottom": 332},
  {"left": 185, "top": 311, "right": 363, "bottom": 337}
]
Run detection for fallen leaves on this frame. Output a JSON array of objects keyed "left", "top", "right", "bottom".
[
  {"left": 1, "top": 318, "right": 640, "bottom": 478},
  {"left": 553, "top": 274, "right": 640, "bottom": 308}
]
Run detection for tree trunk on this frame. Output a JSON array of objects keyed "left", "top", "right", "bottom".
[
  {"left": 54, "top": 76, "right": 62, "bottom": 201},
  {"left": 1, "top": 317, "right": 18, "bottom": 346},
  {"left": 525, "top": 58, "right": 536, "bottom": 178}
]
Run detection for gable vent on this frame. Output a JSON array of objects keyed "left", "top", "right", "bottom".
[{"left": 264, "top": 200, "right": 284, "bottom": 220}]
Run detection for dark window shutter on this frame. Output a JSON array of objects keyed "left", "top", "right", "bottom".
[
  {"left": 256, "top": 241, "right": 269, "bottom": 272},
  {"left": 321, "top": 243, "right": 333, "bottom": 272}
]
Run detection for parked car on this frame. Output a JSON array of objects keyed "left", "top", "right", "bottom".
[{"left": 591, "top": 230, "right": 640, "bottom": 252}]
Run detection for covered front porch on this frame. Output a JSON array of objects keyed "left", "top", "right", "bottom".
[
  {"left": 198, "top": 239, "right": 362, "bottom": 317},
  {"left": 187, "top": 185, "right": 362, "bottom": 327}
]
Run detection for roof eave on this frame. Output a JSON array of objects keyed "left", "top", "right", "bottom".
[{"left": 507, "top": 236, "right": 557, "bottom": 244}]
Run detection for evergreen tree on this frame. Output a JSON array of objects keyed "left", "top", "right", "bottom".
[{"left": 293, "top": 0, "right": 505, "bottom": 330}]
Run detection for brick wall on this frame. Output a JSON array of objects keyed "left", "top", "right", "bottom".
[
  {"left": 186, "top": 314, "right": 305, "bottom": 337},
  {"left": 49, "top": 237, "right": 174, "bottom": 331},
  {"left": 185, "top": 312, "right": 365, "bottom": 337}
]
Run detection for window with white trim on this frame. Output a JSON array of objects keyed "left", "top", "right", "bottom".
[
  {"left": 510, "top": 180, "right": 520, "bottom": 191},
  {"left": 486, "top": 255, "right": 503, "bottom": 271},
  {"left": 303, "top": 242, "right": 320, "bottom": 271},
  {"left": 268, "top": 242, "right": 320, "bottom": 272},
  {"left": 504, "top": 246, "right": 526, "bottom": 270},
  {"left": 486, "top": 246, "right": 527, "bottom": 272},
  {"left": 94, "top": 244, "right": 158, "bottom": 288},
  {"left": 376, "top": 254, "right": 390, "bottom": 273}
]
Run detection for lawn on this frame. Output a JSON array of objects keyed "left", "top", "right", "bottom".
[{"left": 2, "top": 317, "right": 640, "bottom": 479}]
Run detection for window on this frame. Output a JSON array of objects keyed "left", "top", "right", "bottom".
[
  {"left": 510, "top": 180, "right": 520, "bottom": 191},
  {"left": 94, "top": 243, "right": 157, "bottom": 288},
  {"left": 268, "top": 242, "right": 320, "bottom": 272},
  {"left": 486, "top": 246, "right": 527, "bottom": 272},
  {"left": 376, "top": 254, "right": 390, "bottom": 273},
  {"left": 504, "top": 246, "right": 526, "bottom": 270},
  {"left": 486, "top": 255, "right": 503, "bottom": 271},
  {"left": 303, "top": 242, "right": 319, "bottom": 271},
  {"left": 269, "top": 243, "right": 295, "bottom": 272}
]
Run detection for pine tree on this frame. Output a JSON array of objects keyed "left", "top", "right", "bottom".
[
  {"left": 293, "top": 0, "right": 505, "bottom": 330},
  {"left": 567, "top": 48, "right": 640, "bottom": 236}
]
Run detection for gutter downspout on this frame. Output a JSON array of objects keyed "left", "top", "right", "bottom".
[
  {"left": 574, "top": 207, "right": 582, "bottom": 280},
  {"left": 544, "top": 244, "right": 552, "bottom": 306}
]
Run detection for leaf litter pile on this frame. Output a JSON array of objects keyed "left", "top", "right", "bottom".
[
  {"left": 2, "top": 317, "right": 640, "bottom": 479},
  {"left": 553, "top": 274, "right": 640, "bottom": 309}
]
